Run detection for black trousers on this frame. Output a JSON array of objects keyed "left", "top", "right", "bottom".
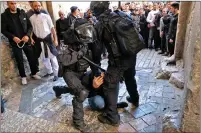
[
  {"left": 148, "top": 27, "right": 161, "bottom": 50},
  {"left": 103, "top": 56, "right": 138, "bottom": 122},
  {"left": 168, "top": 41, "right": 175, "bottom": 56},
  {"left": 1, "top": 96, "right": 5, "bottom": 113},
  {"left": 32, "top": 35, "right": 42, "bottom": 72},
  {"left": 12, "top": 44, "right": 38, "bottom": 77},
  {"left": 63, "top": 70, "right": 89, "bottom": 126},
  {"left": 161, "top": 34, "right": 167, "bottom": 53},
  {"left": 165, "top": 33, "right": 175, "bottom": 56},
  {"left": 153, "top": 29, "right": 161, "bottom": 50},
  {"left": 141, "top": 26, "right": 149, "bottom": 48},
  {"left": 165, "top": 33, "right": 169, "bottom": 54}
]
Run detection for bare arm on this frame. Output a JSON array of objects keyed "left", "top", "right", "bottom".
[
  {"left": 51, "top": 27, "right": 57, "bottom": 42},
  {"left": 46, "top": 14, "right": 58, "bottom": 46},
  {"left": 51, "top": 27, "right": 58, "bottom": 46}
]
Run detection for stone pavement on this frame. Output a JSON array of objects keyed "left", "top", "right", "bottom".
[{"left": 1, "top": 49, "right": 185, "bottom": 132}]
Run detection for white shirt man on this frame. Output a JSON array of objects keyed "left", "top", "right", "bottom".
[
  {"left": 30, "top": 13, "right": 54, "bottom": 39},
  {"left": 146, "top": 9, "right": 159, "bottom": 27},
  {"left": 29, "top": 1, "right": 59, "bottom": 81},
  {"left": 146, "top": 3, "right": 160, "bottom": 49}
]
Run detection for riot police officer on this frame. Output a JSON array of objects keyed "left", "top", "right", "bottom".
[
  {"left": 57, "top": 13, "right": 103, "bottom": 132},
  {"left": 90, "top": 1, "right": 140, "bottom": 126}
]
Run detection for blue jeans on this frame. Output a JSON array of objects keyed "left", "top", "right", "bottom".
[{"left": 88, "top": 95, "right": 105, "bottom": 110}]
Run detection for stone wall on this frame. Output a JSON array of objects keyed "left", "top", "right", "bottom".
[
  {"left": 174, "top": 2, "right": 192, "bottom": 60},
  {"left": 182, "top": 2, "right": 200, "bottom": 132},
  {"left": 1, "top": 41, "right": 18, "bottom": 87}
]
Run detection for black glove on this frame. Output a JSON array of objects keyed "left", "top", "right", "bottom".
[{"left": 77, "top": 50, "right": 84, "bottom": 59}]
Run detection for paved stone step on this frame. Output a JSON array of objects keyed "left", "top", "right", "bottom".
[
  {"left": 1, "top": 109, "right": 139, "bottom": 133},
  {"left": 3, "top": 49, "right": 185, "bottom": 133},
  {"left": 1, "top": 109, "right": 79, "bottom": 132}
]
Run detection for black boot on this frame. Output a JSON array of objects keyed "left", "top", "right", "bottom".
[
  {"left": 158, "top": 51, "right": 164, "bottom": 55},
  {"left": 98, "top": 113, "right": 120, "bottom": 126},
  {"left": 72, "top": 94, "right": 93, "bottom": 133},
  {"left": 126, "top": 96, "right": 139, "bottom": 107},
  {"left": 74, "top": 122, "right": 94, "bottom": 133},
  {"left": 167, "top": 60, "right": 176, "bottom": 66},
  {"left": 117, "top": 102, "right": 128, "bottom": 108},
  {"left": 52, "top": 86, "right": 70, "bottom": 99},
  {"left": 162, "top": 52, "right": 169, "bottom": 56}
]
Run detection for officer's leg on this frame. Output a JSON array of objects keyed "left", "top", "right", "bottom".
[
  {"left": 63, "top": 71, "right": 92, "bottom": 132},
  {"left": 124, "top": 56, "right": 139, "bottom": 107},
  {"left": 98, "top": 66, "right": 122, "bottom": 126},
  {"left": 124, "top": 68, "right": 139, "bottom": 107}
]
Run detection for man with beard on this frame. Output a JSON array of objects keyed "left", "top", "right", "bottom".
[
  {"left": 27, "top": 1, "right": 49, "bottom": 73},
  {"left": 29, "top": 1, "right": 59, "bottom": 81},
  {"left": 90, "top": 1, "right": 141, "bottom": 126}
]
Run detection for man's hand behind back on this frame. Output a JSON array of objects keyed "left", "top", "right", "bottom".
[{"left": 93, "top": 73, "right": 105, "bottom": 89}]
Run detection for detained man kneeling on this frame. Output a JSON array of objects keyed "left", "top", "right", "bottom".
[{"left": 53, "top": 71, "right": 128, "bottom": 111}]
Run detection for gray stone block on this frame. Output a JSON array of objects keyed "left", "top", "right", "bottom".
[{"left": 169, "top": 71, "right": 184, "bottom": 89}]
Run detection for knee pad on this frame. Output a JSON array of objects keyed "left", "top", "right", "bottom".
[{"left": 77, "top": 89, "right": 89, "bottom": 102}]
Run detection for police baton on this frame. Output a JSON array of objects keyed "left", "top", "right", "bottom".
[{"left": 68, "top": 48, "right": 106, "bottom": 72}]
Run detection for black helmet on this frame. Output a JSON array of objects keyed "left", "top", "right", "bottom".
[{"left": 90, "top": 1, "right": 110, "bottom": 17}]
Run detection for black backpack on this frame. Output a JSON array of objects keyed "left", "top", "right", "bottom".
[{"left": 101, "top": 11, "right": 145, "bottom": 56}]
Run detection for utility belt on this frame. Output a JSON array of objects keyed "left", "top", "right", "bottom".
[{"left": 62, "top": 63, "right": 87, "bottom": 77}]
